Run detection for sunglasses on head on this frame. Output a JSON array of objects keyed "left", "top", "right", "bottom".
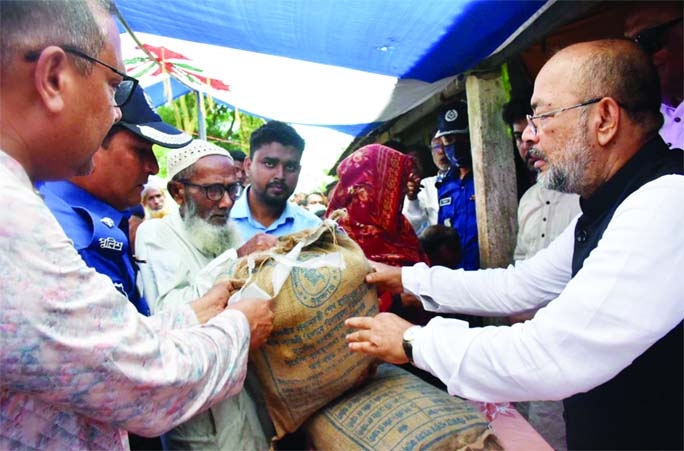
[{"left": 632, "top": 16, "right": 682, "bottom": 54}]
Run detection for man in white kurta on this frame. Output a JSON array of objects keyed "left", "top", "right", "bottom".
[
  {"left": 345, "top": 40, "right": 684, "bottom": 451},
  {"left": 502, "top": 97, "right": 580, "bottom": 451},
  {"left": 402, "top": 138, "right": 447, "bottom": 234},
  {"left": 136, "top": 140, "right": 271, "bottom": 450},
  {"left": 402, "top": 173, "right": 439, "bottom": 234}
]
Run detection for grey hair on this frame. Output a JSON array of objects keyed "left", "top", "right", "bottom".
[{"left": 1, "top": 0, "right": 117, "bottom": 74}]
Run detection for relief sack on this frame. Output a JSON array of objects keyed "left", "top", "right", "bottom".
[
  {"left": 304, "top": 364, "right": 502, "bottom": 451},
  {"left": 224, "top": 221, "right": 379, "bottom": 439}
]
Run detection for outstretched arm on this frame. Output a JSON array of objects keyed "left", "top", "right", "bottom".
[{"left": 364, "top": 260, "right": 405, "bottom": 294}]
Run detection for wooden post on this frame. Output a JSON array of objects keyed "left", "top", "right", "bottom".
[
  {"left": 196, "top": 90, "right": 207, "bottom": 140},
  {"left": 465, "top": 72, "right": 518, "bottom": 268}
]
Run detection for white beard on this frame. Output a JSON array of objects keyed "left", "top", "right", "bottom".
[{"left": 182, "top": 212, "right": 242, "bottom": 257}]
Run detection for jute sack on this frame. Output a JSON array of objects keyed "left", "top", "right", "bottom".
[
  {"left": 224, "top": 220, "right": 379, "bottom": 439},
  {"left": 304, "top": 364, "right": 502, "bottom": 451}
]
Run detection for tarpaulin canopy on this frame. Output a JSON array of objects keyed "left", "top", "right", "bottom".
[{"left": 117, "top": 0, "right": 550, "bottom": 138}]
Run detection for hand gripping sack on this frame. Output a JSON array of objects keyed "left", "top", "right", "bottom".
[{"left": 225, "top": 220, "right": 379, "bottom": 439}]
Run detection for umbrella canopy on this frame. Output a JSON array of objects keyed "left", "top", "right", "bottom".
[{"left": 117, "top": 0, "right": 549, "bottom": 137}]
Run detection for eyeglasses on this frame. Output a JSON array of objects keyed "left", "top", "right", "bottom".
[
  {"left": 632, "top": 17, "right": 682, "bottom": 54},
  {"left": 180, "top": 181, "right": 244, "bottom": 201},
  {"left": 24, "top": 45, "right": 138, "bottom": 107},
  {"left": 526, "top": 97, "right": 602, "bottom": 136}
]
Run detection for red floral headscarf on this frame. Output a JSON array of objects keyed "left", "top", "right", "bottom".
[{"left": 327, "top": 143, "right": 429, "bottom": 270}]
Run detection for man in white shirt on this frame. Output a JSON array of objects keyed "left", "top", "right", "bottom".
[
  {"left": 501, "top": 97, "right": 580, "bottom": 451},
  {"left": 402, "top": 137, "right": 447, "bottom": 234},
  {"left": 136, "top": 139, "right": 277, "bottom": 450},
  {"left": 346, "top": 39, "right": 683, "bottom": 451}
]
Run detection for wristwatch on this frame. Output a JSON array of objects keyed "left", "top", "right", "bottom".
[{"left": 402, "top": 325, "right": 422, "bottom": 365}]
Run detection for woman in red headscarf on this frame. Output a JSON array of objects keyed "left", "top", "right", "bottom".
[{"left": 327, "top": 143, "right": 430, "bottom": 312}]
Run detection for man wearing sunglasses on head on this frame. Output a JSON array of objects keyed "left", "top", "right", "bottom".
[
  {"left": 625, "top": 1, "right": 683, "bottom": 150},
  {"left": 40, "top": 84, "right": 191, "bottom": 316},
  {"left": 39, "top": 82, "right": 192, "bottom": 451},
  {"left": 135, "top": 139, "right": 278, "bottom": 451},
  {"left": 1, "top": 2, "right": 274, "bottom": 450}
]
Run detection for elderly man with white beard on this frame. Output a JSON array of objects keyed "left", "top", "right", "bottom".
[{"left": 136, "top": 139, "right": 278, "bottom": 450}]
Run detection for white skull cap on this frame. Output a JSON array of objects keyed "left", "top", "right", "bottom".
[{"left": 166, "top": 139, "right": 234, "bottom": 180}]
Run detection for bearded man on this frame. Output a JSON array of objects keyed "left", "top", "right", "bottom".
[
  {"left": 346, "top": 39, "right": 683, "bottom": 451},
  {"left": 229, "top": 120, "right": 321, "bottom": 242},
  {"left": 136, "top": 139, "right": 276, "bottom": 450}
]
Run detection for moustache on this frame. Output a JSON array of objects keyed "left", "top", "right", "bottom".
[
  {"left": 528, "top": 146, "right": 546, "bottom": 161},
  {"left": 268, "top": 182, "right": 289, "bottom": 191}
]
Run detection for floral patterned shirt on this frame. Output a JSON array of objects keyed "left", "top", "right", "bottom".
[{"left": 0, "top": 150, "right": 250, "bottom": 450}]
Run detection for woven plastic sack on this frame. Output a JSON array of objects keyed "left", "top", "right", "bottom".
[
  {"left": 224, "top": 220, "right": 379, "bottom": 439},
  {"left": 304, "top": 364, "right": 502, "bottom": 451}
]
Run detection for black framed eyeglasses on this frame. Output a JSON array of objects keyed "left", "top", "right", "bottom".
[
  {"left": 632, "top": 17, "right": 682, "bottom": 54},
  {"left": 24, "top": 45, "right": 138, "bottom": 108},
  {"left": 526, "top": 97, "right": 602, "bottom": 136},
  {"left": 180, "top": 181, "right": 244, "bottom": 201}
]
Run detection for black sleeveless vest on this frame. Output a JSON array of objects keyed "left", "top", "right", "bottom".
[{"left": 564, "top": 137, "right": 683, "bottom": 450}]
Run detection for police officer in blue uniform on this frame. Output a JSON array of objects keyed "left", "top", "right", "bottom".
[
  {"left": 434, "top": 100, "right": 479, "bottom": 271},
  {"left": 39, "top": 85, "right": 191, "bottom": 317}
]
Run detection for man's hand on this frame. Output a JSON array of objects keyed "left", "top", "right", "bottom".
[
  {"left": 237, "top": 233, "right": 278, "bottom": 257},
  {"left": 190, "top": 279, "right": 244, "bottom": 324},
  {"left": 365, "top": 261, "right": 404, "bottom": 294},
  {"left": 228, "top": 298, "right": 275, "bottom": 350},
  {"left": 345, "top": 313, "right": 415, "bottom": 364},
  {"left": 405, "top": 172, "right": 423, "bottom": 201}
]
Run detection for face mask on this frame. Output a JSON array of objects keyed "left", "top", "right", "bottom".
[{"left": 444, "top": 142, "right": 472, "bottom": 168}]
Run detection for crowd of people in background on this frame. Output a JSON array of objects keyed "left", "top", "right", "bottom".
[
  {"left": 1, "top": 1, "right": 682, "bottom": 451},
  {"left": 289, "top": 190, "right": 329, "bottom": 218}
]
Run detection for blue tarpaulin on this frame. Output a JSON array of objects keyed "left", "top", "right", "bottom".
[{"left": 117, "top": 0, "right": 549, "bottom": 137}]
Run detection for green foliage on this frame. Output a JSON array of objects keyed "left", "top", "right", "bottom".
[
  {"left": 155, "top": 91, "right": 266, "bottom": 178},
  {"left": 500, "top": 62, "right": 514, "bottom": 140},
  {"left": 501, "top": 62, "right": 512, "bottom": 99},
  {"left": 317, "top": 175, "right": 338, "bottom": 197},
  {"left": 152, "top": 145, "right": 171, "bottom": 179}
]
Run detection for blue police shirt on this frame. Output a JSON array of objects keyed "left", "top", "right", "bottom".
[
  {"left": 39, "top": 181, "right": 150, "bottom": 315},
  {"left": 436, "top": 169, "right": 480, "bottom": 270},
  {"left": 229, "top": 186, "right": 322, "bottom": 243}
]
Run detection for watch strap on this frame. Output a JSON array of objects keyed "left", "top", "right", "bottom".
[
  {"left": 402, "top": 337, "right": 415, "bottom": 364},
  {"left": 402, "top": 325, "right": 421, "bottom": 364}
]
